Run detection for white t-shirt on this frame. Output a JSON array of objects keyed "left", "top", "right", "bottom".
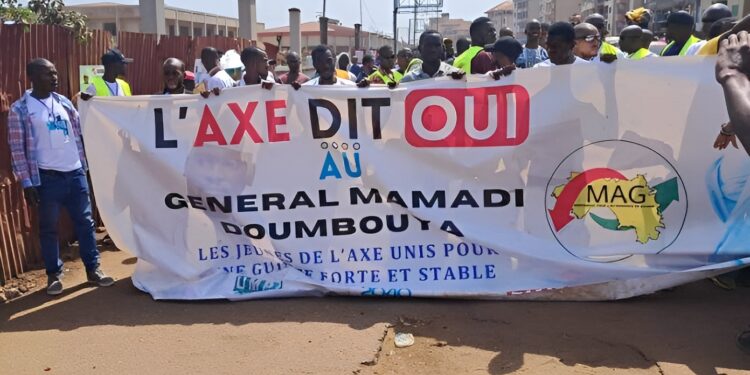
[
  {"left": 27, "top": 93, "right": 82, "bottom": 172},
  {"left": 205, "top": 70, "right": 237, "bottom": 90},
  {"left": 686, "top": 40, "right": 707, "bottom": 56},
  {"left": 533, "top": 56, "right": 589, "bottom": 67},
  {"left": 238, "top": 71, "right": 276, "bottom": 86},
  {"left": 85, "top": 80, "right": 127, "bottom": 96},
  {"left": 303, "top": 77, "right": 356, "bottom": 86}
]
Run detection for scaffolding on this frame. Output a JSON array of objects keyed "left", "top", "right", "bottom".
[{"left": 393, "top": 0, "right": 444, "bottom": 49}]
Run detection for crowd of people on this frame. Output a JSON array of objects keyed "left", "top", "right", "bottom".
[{"left": 5, "top": 0, "right": 750, "bottom": 354}]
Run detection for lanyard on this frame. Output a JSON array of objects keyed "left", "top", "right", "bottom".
[
  {"left": 31, "top": 94, "right": 57, "bottom": 121},
  {"left": 107, "top": 81, "right": 119, "bottom": 96}
]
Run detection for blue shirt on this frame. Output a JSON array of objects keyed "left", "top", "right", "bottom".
[
  {"left": 515, "top": 46, "right": 549, "bottom": 69},
  {"left": 349, "top": 64, "right": 363, "bottom": 78}
]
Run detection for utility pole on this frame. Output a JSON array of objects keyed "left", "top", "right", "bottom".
[
  {"left": 394, "top": 1, "right": 443, "bottom": 50},
  {"left": 413, "top": 2, "right": 417, "bottom": 47},
  {"left": 323, "top": 0, "right": 327, "bottom": 17},
  {"left": 393, "top": 0, "right": 398, "bottom": 50}
]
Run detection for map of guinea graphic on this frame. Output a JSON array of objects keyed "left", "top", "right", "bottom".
[{"left": 552, "top": 173, "right": 665, "bottom": 244}]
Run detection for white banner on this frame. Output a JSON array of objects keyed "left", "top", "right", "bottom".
[{"left": 81, "top": 57, "right": 750, "bottom": 300}]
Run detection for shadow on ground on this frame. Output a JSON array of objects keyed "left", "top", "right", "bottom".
[{"left": 1, "top": 270, "right": 748, "bottom": 374}]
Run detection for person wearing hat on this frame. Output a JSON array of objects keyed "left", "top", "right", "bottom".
[
  {"left": 661, "top": 11, "right": 702, "bottom": 56},
  {"left": 485, "top": 36, "right": 522, "bottom": 80},
  {"left": 625, "top": 7, "right": 652, "bottom": 29},
  {"left": 400, "top": 30, "right": 464, "bottom": 83},
  {"left": 81, "top": 48, "right": 132, "bottom": 100}
]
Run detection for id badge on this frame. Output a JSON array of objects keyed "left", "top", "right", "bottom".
[{"left": 48, "top": 118, "right": 71, "bottom": 149}]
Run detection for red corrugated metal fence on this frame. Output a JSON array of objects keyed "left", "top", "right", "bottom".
[{"left": 0, "top": 24, "right": 253, "bottom": 283}]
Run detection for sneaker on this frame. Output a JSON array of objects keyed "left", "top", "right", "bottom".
[
  {"left": 86, "top": 268, "right": 115, "bottom": 287},
  {"left": 47, "top": 274, "right": 63, "bottom": 295}
]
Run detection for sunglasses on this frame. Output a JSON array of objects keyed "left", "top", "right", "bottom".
[{"left": 577, "top": 35, "right": 601, "bottom": 42}]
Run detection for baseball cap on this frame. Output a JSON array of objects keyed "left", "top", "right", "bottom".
[
  {"left": 101, "top": 48, "right": 133, "bottom": 65},
  {"left": 485, "top": 37, "right": 523, "bottom": 59}
]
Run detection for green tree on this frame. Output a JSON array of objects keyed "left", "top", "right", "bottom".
[
  {"left": 0, "top": 0, "right": 90, "bottom": 41},
  {"left": 0, "top": 0, "right": 36, "bottom": 24}
]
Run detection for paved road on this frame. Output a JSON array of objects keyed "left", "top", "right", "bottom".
[{"left": 1, "top": 249, "right": 749, "bottom": 374}]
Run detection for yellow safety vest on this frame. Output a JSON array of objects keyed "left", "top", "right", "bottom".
[
  {"left": 368, "top": 69, "right": 403, "bottom": 84},
  {"left": 452, "top": 46, "right": 483, "bottom": 75},
  {"left": 660, "top": 35, "right": 702, "bottom": 56},
  {"left": 92, "top": 76, "right": 132, "bottom": 96},
  {"left": 600, "top": 41, "right": 622, "bottom": 57},
  {"left": 628, "top": 48, "right": 655, "bottom": 60},
  {"left": 406, "top": 58, "right": 423, "bottom": 73}
]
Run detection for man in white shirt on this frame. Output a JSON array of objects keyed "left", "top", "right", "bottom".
[
  {"left": 534, "top": 22, "right": 590, "bottom": 67},
  {"left": 303, "top": 45, "right": 356, "bottom": 86},
  {"left": 238, "top": 47, "right": 277, "bottom": 88},
  {"left": 199, "top": 47, "right": 236, "bottom": 97},
  {"left": 572, "top": 23, "right": 602, "bottom": 61},
  {"left": 7, "top": 59, "right": 114, "bottom": 295}
]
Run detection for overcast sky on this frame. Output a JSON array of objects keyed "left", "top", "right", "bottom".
[{"left": 63, "top": 0, "right": 503, "bottom": 39}]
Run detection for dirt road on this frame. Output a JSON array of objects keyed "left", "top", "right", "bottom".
[{"left": 1, "top": 249, "right": 749, "bottom": 374}]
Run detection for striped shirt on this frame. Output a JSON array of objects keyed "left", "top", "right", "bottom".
[{"left": 7, "top": 91, "right": 88, "bottom": 188}]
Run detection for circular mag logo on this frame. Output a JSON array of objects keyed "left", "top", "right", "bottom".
[{"left": 545, "top": 140, "right": 688, "bottom": 263}]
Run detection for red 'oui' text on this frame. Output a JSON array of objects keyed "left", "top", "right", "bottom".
[{"left": 405, "top": 85, "right": 530, "bottom": 147}]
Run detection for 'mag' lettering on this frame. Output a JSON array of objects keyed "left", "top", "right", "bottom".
[{"left": 404, "top": 85, "right": 530, "bottom": 147}]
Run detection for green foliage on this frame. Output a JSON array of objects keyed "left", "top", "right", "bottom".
[
  {"left": 0, "top": 0, "right": 91, "bottom": 41},
  {"left": 0, "top": 0, "right": 36, "bottom": 24}
]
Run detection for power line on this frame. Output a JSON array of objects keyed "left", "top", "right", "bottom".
[{"left": 361, "top": 0, "right": 382, "bottom": 34}]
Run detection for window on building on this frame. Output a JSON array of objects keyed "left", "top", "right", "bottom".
[
  {"left": 207, "top": 27, "right": 214, "bottom": 37},
  {"left": 228, "top": 30, "right": 235, "bottom": 38},
  {"left": 103, "top": 22, "right": 117, "bottom": 36},
  {"left": 179, "top": 26, "right": 189, "bottom": 36},
  {"left": 169, "top": 25, "right": 175, "bottom": 36},
  {"left": 219, "top": 29, "right": 225, "bottom": 36},
  {"left": 194, "top": 28, "right": 203, "bottom": 37}
]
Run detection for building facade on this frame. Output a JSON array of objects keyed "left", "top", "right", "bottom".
[
  {"left": 257, "top": 20, "right": 397, "bottom": 57},
  {"left": 486, "top": 1, "right": 515, "bottom": 32},
  {"left": 514, "top": 0, "right": 543, "bottom": 38},
  {"left": 427, "top": 13, "right": 472, "bottom": 44},
  {"left": 66, "top": 2, "right": 265, "bottom": 38},
  {"left": 539, "top": 0, "right": 583, "bottom": 24}
]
